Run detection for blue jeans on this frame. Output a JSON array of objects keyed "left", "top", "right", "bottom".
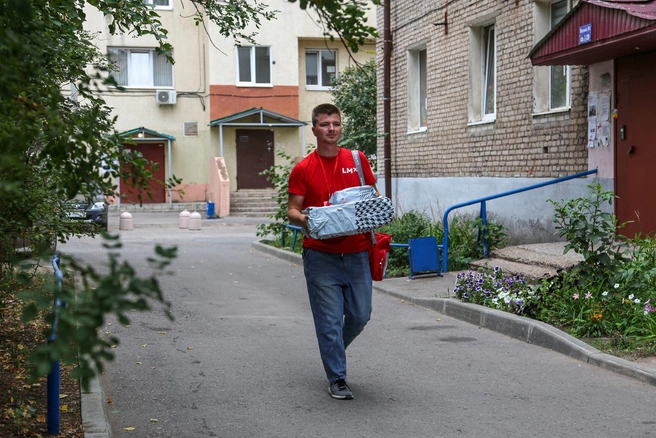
[{"left": 303, "top": 248, "right": 373, "bottom": 384}]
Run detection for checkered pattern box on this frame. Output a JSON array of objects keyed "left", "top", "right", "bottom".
[{"left": 305, "top": 196, "right": 394, "bottom": 240}]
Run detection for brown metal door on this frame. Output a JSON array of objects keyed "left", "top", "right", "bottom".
[
  {"left": 236, "top": 129, "right": 275, "bottom": 189},
  {"left": 121, "top": 143, "right": 166, "bottom": 203},
  {"left": 615, "top": 52, "right": 656, "bottom": 237}
]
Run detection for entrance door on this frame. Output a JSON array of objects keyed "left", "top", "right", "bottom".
[
  {"left": 121, "top": 143, "right": 166, "bottom": 203},
  {"left": 615, "top": 51, "right": 656, "bottom": 237},
  {"left": 236, "top": 129, "right": 275, "bottom": 189}
]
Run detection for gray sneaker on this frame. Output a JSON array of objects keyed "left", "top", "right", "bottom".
[{"left": 328, "top": 379, "right": 354, "bottom": 400}]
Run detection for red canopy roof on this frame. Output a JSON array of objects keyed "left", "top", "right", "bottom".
[
  {"left": 587, "top": 0, "right": 656, "bottom": 20},
  {"left": 530, "top": 0, "right": 656, "bottom": 66}
]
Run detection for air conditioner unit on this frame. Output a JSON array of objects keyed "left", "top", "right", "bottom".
[{"left": 156, "top": 89, "right": 177, "bottom": 105}]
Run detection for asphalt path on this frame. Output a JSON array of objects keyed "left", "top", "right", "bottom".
[{"left": 61, "top": 226, "right": 656, "bottom": 438}]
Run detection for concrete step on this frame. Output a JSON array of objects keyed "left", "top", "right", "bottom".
[
  {"left": 469, "top": 258, "right": 558, "bottom": 283},
  {"left": 230, "top": 205, "right": 278, "bottom": 216},
  {"left": 230, "top": 190, "right": 276, "bottom": 199},
  {"left": 231, "top": 211, "right": 276, "bottom": 218},
  {"left": 468, "top": 242, "right": 584, "bottom": 283},
  {"left": 491, "top": 243, "right": 582, "bottom": 270},
  {"left": 230, "top": 190, "right": 278, "bottom": 217}
]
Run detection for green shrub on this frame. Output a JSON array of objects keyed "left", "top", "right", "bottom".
[
  {"left": 379, "top": 210, "right": 508, "bottom": 276},
  {"left": 453, "top": 185, "right": 656, "bottom": 348},
  {"left": 549, "top": 183, "right": 627, "bottom": 282},
  {"left": 446, "top": 216, "right": 508, "bottom": 271},
  {"left": 378, "top": 211, "right": 434, "bottom": 276},
  {"left": 256, "top": 150, "right": 295, "bottom": 243}
]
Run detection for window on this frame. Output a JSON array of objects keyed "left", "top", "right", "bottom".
[
  {"left": 482, "top": 25, "right": 496, "bottom": 120},
  {"left": 237, "top": 46, "right": 271, "bottom": 86},
  {"left": 306, "top": 49, "right": 337, "bottom": 89},
  {"left": 533, "top": 0, "right": 571, "bottom": 113},
  {"left": 549, "top": 0, "right": 570, "bottom": 109},
  {"left": 468, "top": 23, "right": 496, "bottom": 123},
  {"left": 107, "top": 48, "right": 173, "bottom": 88},
  {"left": 407, "top": 47, "right": 428, "bottom": 132},
  {"left": 145, "top": 0, "right": 172, "bottom": 9}
]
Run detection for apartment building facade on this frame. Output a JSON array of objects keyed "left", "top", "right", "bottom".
[
  {"left": 530, "top": 0, "right": 656, "bottom": 237},
  {"left": 84, "top": 1, "right": 376, "bottom": 208},
  {"left": 377, "top": 0, "right": 613, "bottom": 242}
]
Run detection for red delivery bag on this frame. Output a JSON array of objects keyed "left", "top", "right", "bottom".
[{"left": 369, "top": 233, "right": 392, "bottom": 281}]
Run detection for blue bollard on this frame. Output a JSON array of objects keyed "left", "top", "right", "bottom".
[
  {"left": 47, "top": 253, "right": 65, "bottom": 436},
  {"left": 47, "top": 360, "right": 60, "bottom": 435}
]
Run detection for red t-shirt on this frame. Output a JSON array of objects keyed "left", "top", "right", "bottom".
[{"left": 288, "top": 148, "right": 376, "bottom": 253}]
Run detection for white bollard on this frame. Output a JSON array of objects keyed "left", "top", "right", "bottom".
[
  {"left": 188, "top": 211, "right": 202, "bottom": 231},
  {"left": 179, "top": 209, "right": 191, "bottom": 229},
  {"left": 119, "top": 212, "right": 133, "bottom": 231}
]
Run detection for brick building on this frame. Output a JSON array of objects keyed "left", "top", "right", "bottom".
[{"left": 377, "top": 0, "right": 611, "bottom": 243}]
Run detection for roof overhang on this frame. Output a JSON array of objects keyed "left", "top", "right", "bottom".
[
  {"left": 119, "top": 127, "right": 176, "bottom": 141},
  {"left": 209, "top": 107, "right": 306, "bottom": 128},
  {"left": 530, "top": 0, "right": 656, "bottom": 66}
]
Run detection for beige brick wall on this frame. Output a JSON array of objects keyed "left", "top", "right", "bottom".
[{"left": 376, "top": 0, "right": 588, "bottom": 179}]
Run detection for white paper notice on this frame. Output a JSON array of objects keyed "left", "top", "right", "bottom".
[
  {"left": 598, "top": 121, "right": 610, "bottom": 147},
  {"left": 588, "top": 92, "right": 598, "bottom": 119},
  {"left": 599, "top": 91, "right": 611, "bottom": 122},
  {"left": 588, "top": 120, "right": 597, "bottom": 148}
]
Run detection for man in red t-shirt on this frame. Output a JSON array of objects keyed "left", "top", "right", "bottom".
[{"left": 288, "top": 103, "right": 378, "bottom": 400}]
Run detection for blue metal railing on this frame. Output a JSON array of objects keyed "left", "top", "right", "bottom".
[
  {"left": 48, "top": 253, "right": 65, "bottom": 435},
  {"left": 441, "top": 169, "right": 598, "bottom": 273},
  {"left": 281, "top": 224, "right": 303, "bottom": 250}
]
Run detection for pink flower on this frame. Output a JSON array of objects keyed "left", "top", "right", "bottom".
[
  {"left": 573, "top": 293, "right": 579, "bottom": 300},
  {"left": 585, "top": 292, "right": 593, "bottom": 299}
]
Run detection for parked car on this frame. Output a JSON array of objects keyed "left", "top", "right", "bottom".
[{"left": 67, "top": 193, "right": 109, "bottom": 231}]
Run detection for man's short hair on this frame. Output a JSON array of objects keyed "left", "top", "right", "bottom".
[{"left": 311, "top": 104, "right": 341, "bottom": 127}]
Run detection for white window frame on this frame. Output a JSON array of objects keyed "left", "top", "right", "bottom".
[
  {"left": 107, "top": 47, "right": 174, "bottom": 88},
  {"left": 305, "top": 49, "right": 338, "bottom": 90},
  {"left": 533, "top": 0, "right": 572, "bottom": 114},
  {"left": 548, "top": 0, "right": 571, "bottom": 110},
  {"left": 145, "top": 0, "right": 173, "bottom": 10},
  {"left": 407, "top": 46, "right": 428, "bottom": 133},
  {"left": 236, "top": 45, "right": 272, "bottom": 87},
  {"left": 468, "top": 21, "right": 497, "bottom": 124},
  {"left": 481, "top": 24, "right": 496, "bottom": 122}
]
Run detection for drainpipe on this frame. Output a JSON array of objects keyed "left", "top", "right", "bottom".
[
  {"left": 167, "top": 139, "right": 172, "bottom": 208},
  {"left": 383, "top": 0, "right": 392, "bottom": 200},
  {"left": 220, "top": 125, "right": 224, "bottom": 157}
]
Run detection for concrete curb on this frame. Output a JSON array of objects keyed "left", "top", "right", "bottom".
[
  {"left": 81, "top": 376, "right": 111, "bottom": 438},
  {"left": 251, "top": 241, "right": 303, "bottom": 265},
  {"left": 251, "top": 241, "right": 656, "bottom": 388},
  {"left": 109, "top": 219, "right": 270, "bottom": 230}
]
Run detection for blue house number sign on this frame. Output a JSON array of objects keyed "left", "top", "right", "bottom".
[{"left": 579, "top": 24, "right": 592, "bottom": 45}]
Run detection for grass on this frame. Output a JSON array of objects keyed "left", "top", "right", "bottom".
[
  {"left": 454, "top": 266, "right": 656, "bottom": 363},
  {"left": 585, "top": 337, "right": 656, "bottom": 361}
]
